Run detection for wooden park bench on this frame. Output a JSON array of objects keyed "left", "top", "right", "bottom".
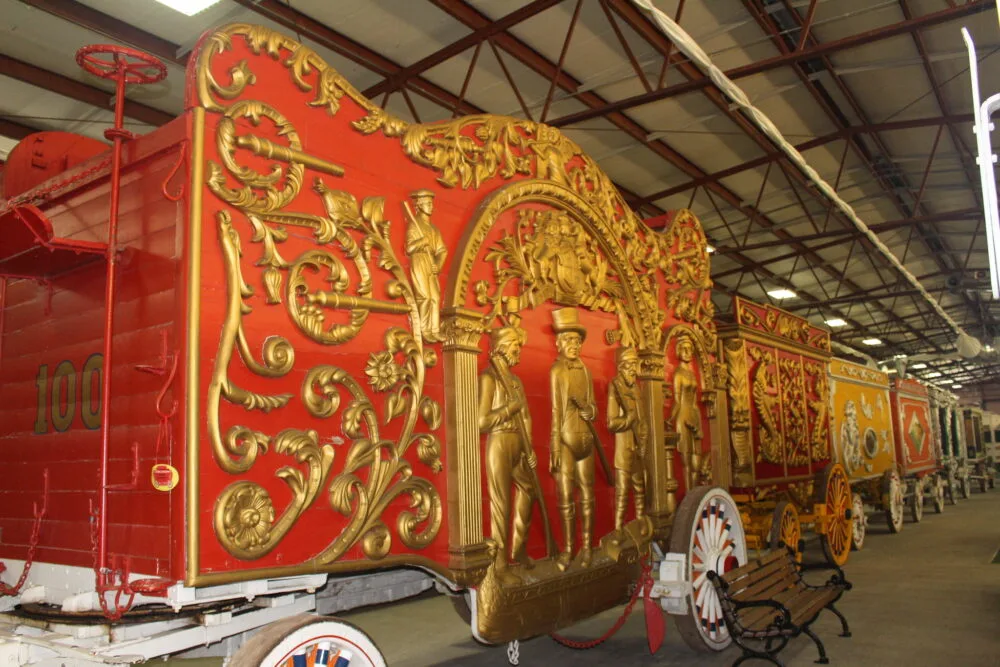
[{"left": 707, "top": 549, "right": 852, "bottom": 666}]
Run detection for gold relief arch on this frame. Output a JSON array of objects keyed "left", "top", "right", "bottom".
[
  {"left": 443, "top": 180, "right": 653, "bottom": 346},
  {"left": 440, "top": 180, "right": 666, "bottom": 577}
]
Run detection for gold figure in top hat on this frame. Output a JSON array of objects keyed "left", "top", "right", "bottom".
[
  {"left": 403, "top": 189, "right": 447, "bottom": 342},
  {"left": 671, "top": 333, "right": 703, "bottom": 491},
  {"left": 548, "top": 307, "right": 597, "bottom": 570},
  {"left": 607, "top": 346, "right": 647, "bottom": 541}
]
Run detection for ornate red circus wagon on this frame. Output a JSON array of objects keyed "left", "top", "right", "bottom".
[
  {"left": 0, "top": 24, "right": 752, "bottom": 665},
  {"left": 717, "top": 299, "right": 853, "bottom": 567},
  {"left": 888, "top": 377, "right": 944, "bottom": 525}
]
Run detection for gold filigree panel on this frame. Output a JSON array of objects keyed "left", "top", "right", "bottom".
[{"left": 195, "top": 25, "right": 444, "bottom": 567}]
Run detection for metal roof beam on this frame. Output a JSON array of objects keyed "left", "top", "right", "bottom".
[
  {"left": 546, "top": 0, "right": 989, "bottom": 128},
  {"left": 645, "top": 115, "right": 972, "bottom": 203},
  {"left": 362, "top": 0, "right": 563, "bottom": 99},
  {"left": 0, "top": 116, "right": 41, "bottom": 140},
  {"left": 0, "top": 54, "right": 172, "bottom": 127},
  {"left": 713, "top": 208, "right": 980, "bottom": 256},
  {"left": 231, "top": 0, "right": 483, "bottom": 116},
  {"left": 601, "top": 0, "right": 944, "bottom": 352},
  {"left": 18, "top": 0, "right": 185, "bottom": 65}
]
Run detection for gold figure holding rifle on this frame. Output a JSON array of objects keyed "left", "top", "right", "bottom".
[
  {"left": 548, "top": 308, "right": 598, "bottom": 571},
  {"left": 403, "top": 190, "right": 447, "bottom": 342},
  {"left": 478, "top": 324, "right": 555, "bottom": 584}
]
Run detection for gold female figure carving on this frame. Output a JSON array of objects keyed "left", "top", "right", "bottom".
[
  {"left": 671, "top": 334, "right": 703, "bottom": 491},
  {"left": 548, "top": 308, "right": 597, "bottom": 571},
  {"left": 607, "top": 346, "right": 647, "bottom": 542},
  {"left": 404, "top": 190, "right": 447, "bottom": 342},
  {"left": 478, "top": 325, "right": 537, "bottom": 584}
]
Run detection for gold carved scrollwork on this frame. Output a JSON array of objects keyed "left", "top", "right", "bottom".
[
  {"left": 199, "top": 25, "right": 444, "bottom": 564},
  {"left": 724, "top": 340, "right": 752, "bottom": 480},
  {"left": 805, "top": 362, "right": 830, "bottom": 461},
  {"left": 361, "top": 113, "right": 715, "bottom": 351},
  {"left": 778, "top": 358, "right": 809, "bottom": 467},
  {"left": 198, "top": 24, "right": 396, "bottom": 123},
  {"left": 748, "top": 346, "right": 783, "bottom": 465},
  {"left": 214, "top": 428, "right": 335, "bottom": 559},
  {"left": 207, "top": 212, "right": 297, "bottom": 476}
]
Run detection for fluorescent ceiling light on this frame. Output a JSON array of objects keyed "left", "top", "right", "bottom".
[
  {"left": 925, "top": 372, "right": 942, "bottom": 378},
  {"left": 767, "top": 289, "right": 797, "bottom": 300},
  {"left": 152, "top": 0, "right": 222, "bottom": 15},
  {"left": 824, "top": 318, "right": 847, "bottom": 327},
  {"left": 910, "top": 363, "right": 927, "bottom": 369},
  {"left": 862, "top": 338, "right": 882, "bottom": 346},
  {"left": 706, "top": 245, "right": 716, "bottom": 254},
  {"left": 952, "top": 384, "right": 963, "bottom": 389}
]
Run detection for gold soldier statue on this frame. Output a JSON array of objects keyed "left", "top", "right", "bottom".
[
  {"left": 607, "top": 346, "right": 647, "bottom": 540},
  {"left": 548, "top": 307, "right": 597, "bottom": 571},
  {"left": 478, "top": 325, "right": 538, "bottom": 584},
  {"left": 671, "top": 333, "right": 703, "bottom": 491},
  {"left": 404, "top": 189, "right": 447, "bottom": 342}
]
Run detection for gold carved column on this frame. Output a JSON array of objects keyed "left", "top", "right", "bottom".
[
  {"left": 639, "top": 350, "right": 674, "bottom": 534},
  {"left": 442, "top": 306, "right": 490, "bottom": 583}
]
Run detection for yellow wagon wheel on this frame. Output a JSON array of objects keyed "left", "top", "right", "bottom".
[
  {"left": 818, "top": 463, "right": 851, "bottom": 567},
  {"left": 768, "top": 500, "right": 802, "bottom": 562}
]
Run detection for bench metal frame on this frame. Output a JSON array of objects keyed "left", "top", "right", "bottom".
[{"left": 708, "top": 551, "right": 852, "bottom": 666}]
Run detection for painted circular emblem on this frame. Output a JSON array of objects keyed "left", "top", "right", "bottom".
[{"left": 151, "top": 464, "right": 179, "bottom": 491}]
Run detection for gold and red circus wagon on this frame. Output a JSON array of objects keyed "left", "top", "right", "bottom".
[
  {"left": 888, "top": 377, "right": 945, "bottom": 526},
  {"left": 828, "top": 359, "right": 912, "bottom": 548},
  {"left": 0, "top": 23, "right": 756, "bottom": 665},
  {"left": 928, "top": 384, "right": 967, "bottom": 502},
  {"left": 718, "top": 299, "right": 852, "bottom": 566}
]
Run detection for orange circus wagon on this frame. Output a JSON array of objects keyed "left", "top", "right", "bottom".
[
  {"left": 827, "top": 359, "right": 913, "bottom": 549},
  {"left": 0, "top": 24, "right": 760, "bottom": 665},
  {"left": 716, "top": 299, "right": 853, "bottom": 567}
]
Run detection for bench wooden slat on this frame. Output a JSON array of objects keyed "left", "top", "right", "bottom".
[
  {"left": 726, "top": 556, "right": 796, "bottom": 595},
  {"left": 721, "top": 549, "right": 785, "bottom": 583},
  {"left": 741, "top": 588, "right": 827, "bottom": 631},
  {"left": 729, "top": 561, "right": 797, "bottom": 601},
  {"left": 790, "top": 588, "right": 840, "bottom": 627}
]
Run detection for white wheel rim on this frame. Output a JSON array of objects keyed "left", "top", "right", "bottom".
[
  {"left": 687, "top": 489, "right": 747, "bottom": 651},
  {"left": 890, "top": 472, "right": 904, "bottom": 529},
  {"left": 852, "top": 494, "right": 865, "bottom": 549},
  {"left": 913, "top": 482, "right": 923, "bottom": 520},
  {"left": 261, "top": 621, "right": 386, "bottom": 667}
]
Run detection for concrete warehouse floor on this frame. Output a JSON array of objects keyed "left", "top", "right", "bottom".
[{"left": 172, "top": 488, "right": 1000, "bottom": 666}]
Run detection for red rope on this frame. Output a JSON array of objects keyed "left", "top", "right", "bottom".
[{"left": 550, "top": 557, "right": 653, "bottom": 650}]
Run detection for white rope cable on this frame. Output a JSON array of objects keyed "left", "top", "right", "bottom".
[{"left": 630, "top": 0, "right": 971, "bottom": 343}]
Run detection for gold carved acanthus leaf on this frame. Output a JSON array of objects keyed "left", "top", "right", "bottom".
[
  {"left": 748, "top": 346, "right": 783, "bottom": 465},
  {"left": 778, "top": 357, "right": 809, "bottom": 467}
]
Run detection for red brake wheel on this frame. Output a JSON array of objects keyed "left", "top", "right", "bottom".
[{"left": 75, "top": 44, "right": 167, "bottom": 84}]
